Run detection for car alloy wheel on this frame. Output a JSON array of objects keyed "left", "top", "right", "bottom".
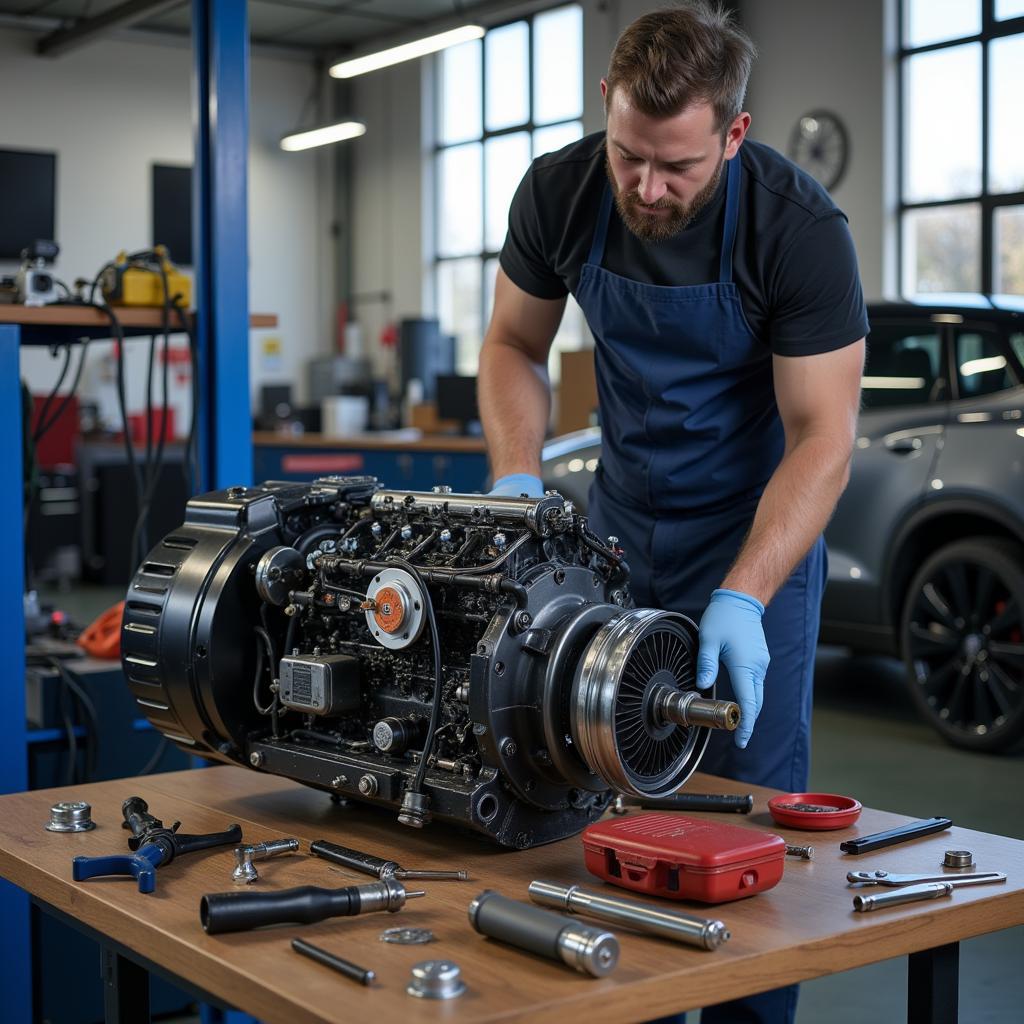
[{"left": 900, "top": 538, "right": 1024, "bottom": 752}]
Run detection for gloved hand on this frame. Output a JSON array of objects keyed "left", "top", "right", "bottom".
[
  {"left": 490, "top": 473, "right": 544, "bottom": 498},
  {"left": 696, "top": 588, "right": 770, "bottom": 749}
]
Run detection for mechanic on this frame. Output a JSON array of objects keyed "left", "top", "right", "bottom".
[{"left": 479, "top": 5, "right": 866, "bottom": 1021}]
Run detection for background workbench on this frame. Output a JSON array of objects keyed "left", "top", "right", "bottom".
[{"left": 0, "top": 767, "right": 1021, "bottom": 1024}]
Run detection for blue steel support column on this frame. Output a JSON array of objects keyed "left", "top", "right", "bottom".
[
  {"left": 0, "top": 324, "right": 31, "bottom": 1022},
  {"left": 192, "top": 0, "right": 253, "bottom": 491}
]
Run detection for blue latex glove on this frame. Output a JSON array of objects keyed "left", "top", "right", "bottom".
[
  {"left": 490, "top": 473, "right": 544, "bottom": 498},
  {"left": 696, "top": 588, "right": 770, "bottom": 749}
]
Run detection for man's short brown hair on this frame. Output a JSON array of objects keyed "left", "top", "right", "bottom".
[{"left": 605, "top": 2, "right": 756, "bottom": 131}]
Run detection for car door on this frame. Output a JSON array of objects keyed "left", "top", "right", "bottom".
[
  {"left": 823, "top": 317, "right": 950, "bottom": 633},
  {"left": 928, "top": 319, "right": 1024, "bottom": 511}
]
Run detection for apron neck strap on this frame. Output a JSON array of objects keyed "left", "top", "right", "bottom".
[
  {"left": 718, "top": 154, "right": 741, "bottom": 284},
  {"left": 588, "top": 185, "right": 614, "bottom": 266}
]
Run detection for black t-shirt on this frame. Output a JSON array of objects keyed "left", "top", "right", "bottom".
[{"left": 499, "top": 132, "right": 868, "bottom": 356}]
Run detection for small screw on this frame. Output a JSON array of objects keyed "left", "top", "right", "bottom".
[
  {"left": 249, "top": 751, "right": 265, "bottom": 768},
  {"left": 358, "top": 774, "right": 379, "bottom": 797},
  {"left": 500, "top": 738, "right": 517, "bottom": 757},
  {"left": 785, "top": 844, "right": 814, "bottom": 860},
  {"left": 514, "top": 611, "right": 533, "bottom": 631}
]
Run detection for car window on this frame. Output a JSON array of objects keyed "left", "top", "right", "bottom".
[
  {"left": 955, "top": 330, "right": 1017, "bottom": 398},
  {"left": 1010, "top": 332, "right": 1024, "bottom": 369},
  {"left": 862, "top": 324, "right": 944, "bottom": 409}
]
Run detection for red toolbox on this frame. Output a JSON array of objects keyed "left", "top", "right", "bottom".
[{"left": 582, "top": 813, "right": 786, "bottom": 904}]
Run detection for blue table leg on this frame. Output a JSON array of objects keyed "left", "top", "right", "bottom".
[{"left": 0, "top": 325, "right": 31, "bottom": 1021}]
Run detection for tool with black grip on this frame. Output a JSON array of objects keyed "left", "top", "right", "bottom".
[
  {"left": 638, "top": 793, "right": 754, "bottom": 814},
  {"left": 839, "top": 817, "right": 952, "bottom": 855},
  {"left": 310, "top": 839, "right": 468, "bottom": 881},
  {"left": 200, "top": 878, "right": 424, "bottom": 934},
  {"left": 72, "top": 797, "right": 242, "bottom": 894}
]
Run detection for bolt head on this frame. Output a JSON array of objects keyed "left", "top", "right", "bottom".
[{"left": 249, "top": 751, "right": 265, "bottom": 768}]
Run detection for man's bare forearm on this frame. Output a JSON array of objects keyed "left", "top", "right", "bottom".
[
  {"left": 720, "top": 434, "right": 852, "bottom": 605},
  {"left": 479, "top": 336, "right": 551, "bottom": 479}
]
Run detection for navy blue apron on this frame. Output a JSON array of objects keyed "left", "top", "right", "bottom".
[{"left": 575, "top": 155, "right": 826, "bottom": 1024}]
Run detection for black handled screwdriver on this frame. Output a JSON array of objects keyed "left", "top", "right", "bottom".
[
  {"left": 310, "top": 839, "right": 468, "bottom": 880},
  {"left": 200, "top": 878, "right": 424, "bottom": 934}
]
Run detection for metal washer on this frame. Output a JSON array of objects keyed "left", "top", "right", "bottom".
[
  {"left": 943, "top": 849, "right": 975, "bottom": 869},
  {"left": 380, "top": 926, "right": 435, "bottom": 945}
]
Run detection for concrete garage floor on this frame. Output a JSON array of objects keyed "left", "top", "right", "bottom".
[
  {"left": 797, "top": 648, "right": 1024, "bottom": 1024},
  {"left": 37, "top": 587, "right": 1024, "bottom": 1022}
]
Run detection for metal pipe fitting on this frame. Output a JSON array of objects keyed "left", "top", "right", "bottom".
[
  {"left": 232, "top": 838, "right": 299, "bottom": 884},
  {"left": 528, "top": 881, "right": 730, "bottom": 950}
]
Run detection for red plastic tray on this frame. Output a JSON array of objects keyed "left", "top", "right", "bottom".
[
  {"left": 766, "top": 792, "right": 862, "bottom": 830},
  {"left": 581, "top": 813, "right": 785, "bottom": 904}
]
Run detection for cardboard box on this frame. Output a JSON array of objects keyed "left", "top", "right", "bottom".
[{"left": 556, "top": 348, "right": 598, "bottom": 435}]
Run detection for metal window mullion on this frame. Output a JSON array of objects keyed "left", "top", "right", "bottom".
[
  {"left": 480, "top": 27, "right": 488, "bottom": 350},
  {"left": 981, "top": 28, "right": 992, "bottom": 294}
]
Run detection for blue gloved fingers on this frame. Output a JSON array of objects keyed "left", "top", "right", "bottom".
[
  {"left": 489, "top": 473, "right": 544, "bottom": 498},
  {"left": 730, "top": 668, "right": 766, "bottom": 749},
  {"left": 695, "top": 637, "right": 721, "bottom": 690}
]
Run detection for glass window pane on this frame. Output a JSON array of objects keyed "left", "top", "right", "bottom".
[
  {"left": 903, "top": 45, "right": 981, "bottom": 202},
  {"left": 995, "top": 205, "right": 1024, "bottom": 297},
  {"left": 438, "top": 143, "right": 482, "bottom": 257},
  {"left": 996, "top": 0, "right": 1024, "bottom": 18},
  {"left": 485, "top": 132, "right": 531, "bottom": 252},
  {"left": 903, "top": 0, "right": 979, "bottom": 48},
  {"left": 989, "top": 36, "right": 1024, "bottom": 194},
  {"left": 439, "top": 40, "right": 481, "bottom": 145},
  {"left": 484, "top": 256, "right": 499, "bottom": 327},
  {"left": 901, "top": 204, "right": 981, "bottom": 297},
  {"left": 861, "top": 325, "right": 943, "bottom": 409},
  {"left": 956, "top": 330, "right": 1016, "bottom": 397},
  {"left": 485, "top": 22, "right": 529, "bottom": 131},
  {"left": 437, "top": 258, "right": 483, "bottom": 375},
  {"left": 533, "top": 120, "right": 584, "bottom": 158},
  {"left": 533, "top": 5, "right": 583, "bottom": 126}
]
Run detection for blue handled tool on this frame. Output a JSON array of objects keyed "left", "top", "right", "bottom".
[{"left": 72, "top": 796, "right": 242, "bottom": 894}]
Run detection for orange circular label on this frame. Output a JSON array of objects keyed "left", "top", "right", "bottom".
[{"left": 373, "top": 586, "right": 406, "bottom": 633}]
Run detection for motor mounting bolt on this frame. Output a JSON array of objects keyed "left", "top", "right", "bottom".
[
  {"left": 500, "top": 738, "right": 517, "bottom": 757},
  {"left": 358, "top": 775, "right": 379, "bottom": 797},
  {"left": 250, "top": 751, "right": 265, "bottom": 768}
]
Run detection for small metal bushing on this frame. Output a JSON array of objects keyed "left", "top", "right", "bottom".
[
  {"left": 943, "top": 849, "right": 975, "bottom": 869},
  {"left": 406, "top": 960, "right": 466, "bottom": 1000},
  {"left": 45, "top": 801, "right": 95, "bottom": 832}
]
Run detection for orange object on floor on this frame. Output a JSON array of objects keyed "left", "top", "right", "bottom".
[{"left": 78, "top": 601, "right": 125, "bottom": 660}]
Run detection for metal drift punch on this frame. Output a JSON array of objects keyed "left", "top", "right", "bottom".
[{"left": 72, "top": 797, "right": 242, "bottom": 894}]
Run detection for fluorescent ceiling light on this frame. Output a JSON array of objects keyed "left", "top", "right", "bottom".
[
  {"left": 280, "top": 121, "right": 366, "bottom": 152},
  {"left": 330, "top": 25, "right": 484, "bottom": 79}
]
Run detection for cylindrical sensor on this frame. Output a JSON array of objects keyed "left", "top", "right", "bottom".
[
  {"left": 528, "top": 881, "right": 729, "bottom": 950},
  {"left": 467, "top": 890, "right": 619, "bottom": 977}
]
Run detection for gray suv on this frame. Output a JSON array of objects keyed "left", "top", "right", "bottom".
[{"left": 541, "top": 302, "right": 1024, "bottom": 752}]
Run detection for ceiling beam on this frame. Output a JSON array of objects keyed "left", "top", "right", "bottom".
[{"left": 37, "top": 0, "right": 187, "bottom": 57}]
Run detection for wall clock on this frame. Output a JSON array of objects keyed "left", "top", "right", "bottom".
[{"left": 787, "top": 110, "right": 849, "bottom": 191}]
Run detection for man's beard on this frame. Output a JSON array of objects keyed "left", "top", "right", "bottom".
[{"left": 605, "top": 153, "right": 726, "bottom": 243}]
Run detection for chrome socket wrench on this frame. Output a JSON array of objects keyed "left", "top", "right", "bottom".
[
  {"left": 528, "top": 880, "right": 729, "bottom": 950},
  {"left": 233, "top": 839, "right": 299, "bottom": 884}
]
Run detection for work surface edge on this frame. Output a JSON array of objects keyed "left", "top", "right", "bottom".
[{"left": 2, "top": 767, "right": 1022, "bottom": 1024}]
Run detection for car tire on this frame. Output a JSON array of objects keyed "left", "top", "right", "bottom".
[{"left": 899, "top": 537, "right": 1024, "bottom": 752}]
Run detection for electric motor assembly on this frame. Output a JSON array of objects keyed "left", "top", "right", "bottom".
[{"left": 122, "top": 477, "right": 738, "bottom": 848}]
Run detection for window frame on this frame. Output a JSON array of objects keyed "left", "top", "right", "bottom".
[
  {"left": 949, "top": 320, "right": 1023, "bottom": 401},
  {"left": 897, "top": 1, "right": 1024, "bottom": 297},
  {"left": 433, "top": 4, "right": 584, "bottom": 374}
]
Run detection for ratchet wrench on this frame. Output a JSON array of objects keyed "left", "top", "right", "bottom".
[{"left": 847, "top": 870, "right": 1006, "bottom": 888}]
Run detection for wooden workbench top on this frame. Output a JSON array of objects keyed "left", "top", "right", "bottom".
[
  {"left": 253, "top": 431, "right": 489, "bottom": 453},
  {"left": 0, "top": 306, "right": 276, "bottom": 329},
  {"left": 1, "top": 768, "right": 1021, "bottom": 1024}
]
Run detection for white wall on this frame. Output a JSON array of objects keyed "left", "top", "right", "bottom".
[
  {"left": 2, "top": 25, "right": 336, "bottom": 425},
  {"left": 345, "top": 0, "right": 890, "bottom": 366},
  {"left": 738, "top": 0, "right": 888, "bottom": 299}
]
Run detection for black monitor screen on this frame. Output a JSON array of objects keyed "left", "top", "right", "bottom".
[
  {"left": 436, "top": 375, "right": 479, "bottom": 425},
  {"left": 152, "top": 164, "right": 192, "bottom": 266},
  {"left": 0, "top": 149, "right": 56, "bottom": 260}
]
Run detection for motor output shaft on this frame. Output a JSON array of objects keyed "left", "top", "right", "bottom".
[{"left": 654, "top": 688, "right": 740, "bottom": 731}]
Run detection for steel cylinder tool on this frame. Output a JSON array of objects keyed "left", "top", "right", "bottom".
[
  {"left": 468, "top": 890, "right": 619, "bottom": 978},
  {"left": 200, "top": 878, "right": 424, "bottom": 934},
  {"left": 310, "top": 839, "right": 468, "bottom": 880},
  {"left": 72, "top": 797, "right": 242, "bottom": 894},
  {"left": 528, "top": 881, "right": 730, "bottom": 950}
]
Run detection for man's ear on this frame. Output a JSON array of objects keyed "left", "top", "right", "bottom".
[{"left": 724, "top": 112, "right": 751, "bottom": 160}]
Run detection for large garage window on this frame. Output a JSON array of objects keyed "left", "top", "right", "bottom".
[
  {"left": 899, "top": 1, "right": 1024, "bottom": 301},
  {"left": 434, "top": 4, "right": 585, "bottom": 378}
]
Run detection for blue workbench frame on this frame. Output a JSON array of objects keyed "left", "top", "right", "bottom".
[{"left": 2, "top": 1, "right": 252, "bottom": 1016}]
